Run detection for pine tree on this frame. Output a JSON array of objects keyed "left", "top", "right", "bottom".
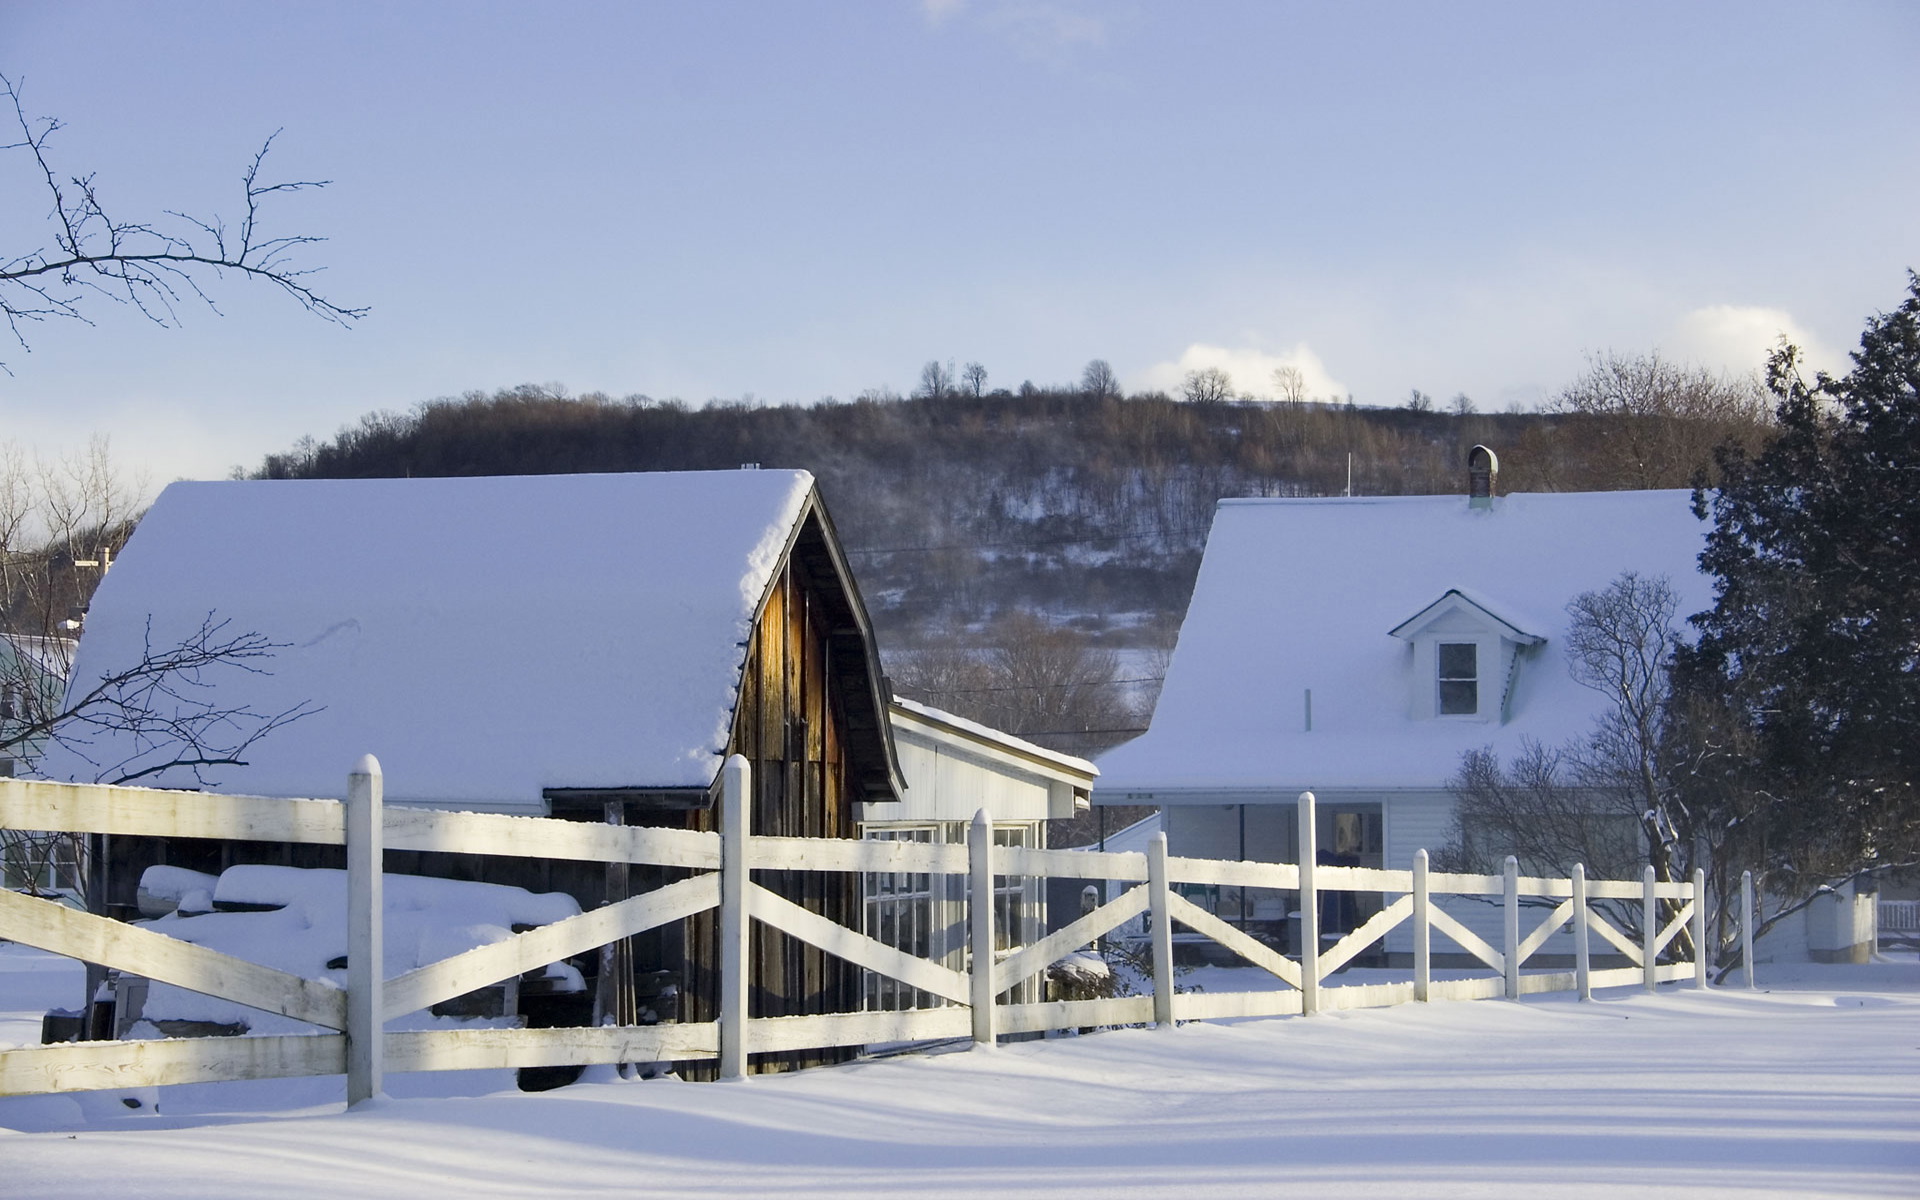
[{"left": 1678, "top": 273, "right": 1920, "bottom": 896}]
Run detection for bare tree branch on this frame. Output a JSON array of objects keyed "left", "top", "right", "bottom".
[{"left": 0, "top": 72, "right": 365, "bottom": 372}]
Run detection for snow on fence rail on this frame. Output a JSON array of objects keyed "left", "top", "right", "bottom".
[{"left": 0, "top": 763, "right": 1744, "bottom": 1103}]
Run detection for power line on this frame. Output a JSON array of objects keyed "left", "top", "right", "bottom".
[
  {"left": 904, "top": 676, "right": 1162, "bottom": 695},
  {"left": 846, "top": 524, "right": 1209, "bottom": 556}
]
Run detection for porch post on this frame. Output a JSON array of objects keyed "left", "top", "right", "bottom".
[
  {"left": 1148, "top": 831, "right": 1174, "bottom": 1028},
  {"left": 1642, "top": 865, "right": 1658, "bottom": 992},
  {"left": 1572, "top": 862, "right": 1591, "bottom": 1001},
  {"left": 1740, "top": 869, "right": 1755, "bottom": 990},
  {"left": 346, "top": 755, "right": 385, "bottom": 1107},
  {"left": 719, "top": 754, "right": 750, "bottom": 1080},
  {"left": 1297, "top": 791, "right": 1318, "bottom": 1016},
  {"left": 1412, "top": 849, "right": 1430, "bottom": 1003},
  {"left": 970, "top": 809, "right": 996, "bottom": 1046},
  {"left": 1502, "top": 855, "right": 1520, "bottom": 1000},
  {"left": 1692, "top": 867, "right": 1708, "bottom": 989}
]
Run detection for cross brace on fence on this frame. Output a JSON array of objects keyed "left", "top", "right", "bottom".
[{"left": 0, "top": 775, "right": 1733, "bottom": 1103}]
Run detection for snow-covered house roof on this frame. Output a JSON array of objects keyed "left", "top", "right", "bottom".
[
  {"left": 876, "top": 697, "right": 1098, "bottom": 824},
  {"left": 42, "top": 469, "right": 900, "bottom": 810},
  {"left": 1095, "top": 489, "right": 1712, "bottom": 800}
]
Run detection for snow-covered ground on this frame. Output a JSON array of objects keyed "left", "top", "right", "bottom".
[{"left": 2, "top": 944, "right": 1915, "bottom": 1198}]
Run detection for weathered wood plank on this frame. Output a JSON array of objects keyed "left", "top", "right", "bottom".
[
  {"left": 1652, "top": 900, "right": 1696, "bottom": 956},
  {"left": 1002, "top": 845, "right": 1149, "bottom": 884},
  {"left": 1164, "top": 855, "right": 1297, "bottom": 890},
  {"left": 1587, "top": 965, "right": 1646, "bottom": 990},
  {"left": 385, "top": 1024, "right": 719, "bottom": 1072},
  {"left": 1515, "top": 899, "right": 1577, "bottom": 966},
  {"left": 747, "top": 883, "right": 972, "bottom": 1004},
  {"left": 1175, "top": 988, "right": 1304, "bottom": 1021},
  {"left": 1317, "top": 894, "right": 1415, "bottom": 979},
  {"left": 749, "top": 836, "right": 968, "bottom": 875},
  {"left": 1426, "top": 869, "right": 1506, "bottom": 896},
  {"left": 1321, "top": 980, "right": 1419, "bottom": 1010},
  {"left": 0, "top": 1035, "right": 344, "bottom": 1096},
  {"left": 1428, "top": 905, "right": 1506, "bottom": 972},
  {"left": 1426, "top": 975, "right": 1508, "bottom": 1002},
  {"left": 1164, "top": 892, "right": 1302, "bottom": 989},
  {"left": 1516, "top": 970, "right": 1578, "bottom": 996},
  {"left": 384, "top": 808, "right": 720, "bottom": 869},
  {"left": 993, "top": 887, "right": 1151, "bottom": 993},
  {"left": 0, "top": 889, "right": 346, "bottom": 1029},
  {"left": 997, "top": 995, "right": 1154, "bottom": 1035},
  {"left": 1584, "top": 907, "right": 1645, "bottom": 965},
  {"left": 746, "top": 1008, "right": 972, "bottom": 1053},
  {"left": 385, "top": 874, "right": 721, "bottom": 1019},
  {"left": 1315, "top": 865, "right": 1414, "bottom": 893},
  {"left": 0, "top": 778, "right": 344, "bottom": 843},
  {"left": 1583, "top": 879, "right": 1646, "bottom": 900}
]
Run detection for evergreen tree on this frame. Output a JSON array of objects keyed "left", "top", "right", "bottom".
[{"left": 1678, "top": 273, "right": 1920, "bottom": 898}]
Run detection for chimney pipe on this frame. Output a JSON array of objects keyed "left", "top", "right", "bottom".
[{"left": 1468, "top": 445, "right": 1498, "bottom": 510}]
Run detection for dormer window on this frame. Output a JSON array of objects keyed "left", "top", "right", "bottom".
[
  {"left": 1390, "top": 589, "right": 1545, "bottom": 723},
  {"left": 1437, "top": 642, "right": 1478, "bottom": 715}
]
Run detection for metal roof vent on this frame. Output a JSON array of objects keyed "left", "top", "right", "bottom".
[{"left": 1468, "top": 445, "right": 1498, "bottom": 510}]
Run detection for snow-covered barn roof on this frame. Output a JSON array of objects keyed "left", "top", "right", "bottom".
[
  {"left": 42, "top": 469, "right": 877, "bottom": 809},
  {"left": 1095, "top": 489, "right": 1713, "bottom": 800}
]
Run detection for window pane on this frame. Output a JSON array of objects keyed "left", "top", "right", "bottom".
[
  {"left": 1440, "top": 679, "right": 1478, "bottom": 714},
  {"left": 1438, "top": 642, "right": 1477, "bottom": 679}
]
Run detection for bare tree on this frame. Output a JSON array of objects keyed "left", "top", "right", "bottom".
[
  {"left": 961, "top": 361, "right": 988, "bottom": 398},
  {"left": 1548, "top": 351, "right": 1771, "bottom": 488},
  {"left": 1270, "top": 365, "right": 1309, "bottom": 406},
  {"left": 914, "top": 359, "right": 955, "bottom": 401},
  {"left": 1445, "top": 573, "right": 1694, "bottom": 952},
  {"left": 1449, "top": 392, "right": 1476, "bottom": 416},
  {"left": 1404, "top": 389, "right": 1435, "bottom": 412},
  {"left": 1, "top": 441, "right": 317, "bottom": 902},
  {"left": 1, "top": 72, "right": 364, "bottom": 370},
  {"left": 889, "top": 609, "right": 1142, "bottom": 758},
  {"left": 1080, "top": 359, "right": 1121, "bottom": 400},
  {"left": 1181, "top": 366, "right": 1234, "bottom": 404}
]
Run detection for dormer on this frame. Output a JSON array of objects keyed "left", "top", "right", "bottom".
[{"left": 1389, "top": 589, "right": 1545, "bottom": 722}]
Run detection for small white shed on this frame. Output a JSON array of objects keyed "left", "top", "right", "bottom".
[{"left": 858, "top": 698, "right": 1096, "bottom": 1008}]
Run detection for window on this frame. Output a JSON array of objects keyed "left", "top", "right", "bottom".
[
  {"left": 1438, "top": 642, "right": 1478, "bottom": 715},
  {"left": 864, "top": 827, "right": 938, "bottom": 1011}
]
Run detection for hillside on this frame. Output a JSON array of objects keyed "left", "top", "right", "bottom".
[{"left": 249, "top": 384, "right": 1764, "bottom": 761}]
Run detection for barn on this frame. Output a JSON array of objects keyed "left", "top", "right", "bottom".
[{"left": 42, "top": 468, "right": 907, "bottom": 1071}]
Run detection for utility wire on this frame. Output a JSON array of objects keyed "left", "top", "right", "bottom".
[{"left": 846, "top": 524, "right": 1209, "bottom": 556}]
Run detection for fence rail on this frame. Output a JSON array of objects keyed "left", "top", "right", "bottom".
[{"left": 1, "top": 769, "right": 1736, "bottom": 1103}]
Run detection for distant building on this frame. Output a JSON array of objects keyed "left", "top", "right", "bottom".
[{"left": 1095, "top": 461, "right": 1870, "bottom": 964}]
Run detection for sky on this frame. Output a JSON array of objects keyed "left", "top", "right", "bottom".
[{"left": 2, "top": 1, "right": 1916, "bottom": 486}]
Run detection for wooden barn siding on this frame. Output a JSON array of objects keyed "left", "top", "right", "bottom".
[
  {"left": 677, "top": 553, "right": 862, "bottom": 1073},
  {"left": 96, "top": 527, "right": 870, "bottom": 1078}
]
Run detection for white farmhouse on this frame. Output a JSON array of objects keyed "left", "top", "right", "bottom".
[
  {"left": 1097, "top": 461, "right": 1874, "bottom": 965},
  {"left": 1084, "top": 462, "right": 1703, "bottom": 966}
]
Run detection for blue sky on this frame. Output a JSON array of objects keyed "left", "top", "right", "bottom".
[{"left": 3, "top": 1, "right": 1916, "bottom": 484}]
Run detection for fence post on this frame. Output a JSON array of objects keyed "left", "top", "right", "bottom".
[
  {"left": 346, "top": 755, "right": 384, "bottom": 1108},
  {"left": 1642, "top": 864, "right": 1658, "bottom": 993},
  {"left": 1412, "top": 849, "right": 1430, "bottom": 1003},
  {"left": 718, "top": 754, "right": 750, "bottom": 1080},
  {"left": 1297, "top": 791, "right": 1318, "bottom": 1015},
  {"left": 1572, "top": 862, "right": 1591, "bottom": 1002},
  {"left": 969, "top": 809, "right": 996, "bottom": 1046},
  {"left": 1502, "top": 856, "right": 1520, "bottom": 1000},
  {"left": 1741, "top": 869, "right": 1755, "bottom": 990},
  {"left": 1692, "top": 867, "right": 1708, "bottom": 989},
  {"left": 1148, "top": 831, "right": 1174, "bottom": 1028}
]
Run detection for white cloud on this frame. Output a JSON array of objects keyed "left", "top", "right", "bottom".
[
  {"left": 1134, "top": 342, "right": 1348, "bottom": 402},
  {"left": 920, "top": 0, "right": 967, "bottom": 25},
  {"left": 1665, "top": 305, "right": 1842, "bottom": 380}
]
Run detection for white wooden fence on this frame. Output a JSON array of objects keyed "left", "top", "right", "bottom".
[{"left": 0, "top": 765, "right": 1741, "bottom": 1103}]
